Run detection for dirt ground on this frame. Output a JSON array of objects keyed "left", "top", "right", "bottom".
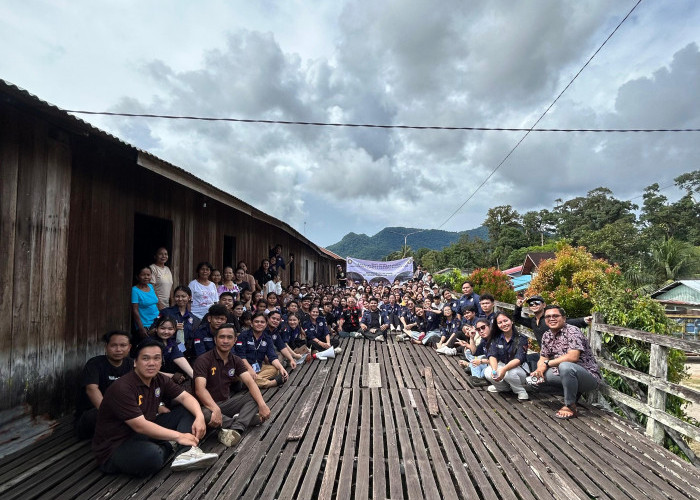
[{"left": 682, "top": 361, "right": 700, "bottom": 455}]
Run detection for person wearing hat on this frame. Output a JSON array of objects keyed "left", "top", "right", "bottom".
[
  {"left": 336, "top": 264, "right": 347, "bottom": 288},
  {"left": 514, "top": 294, "right": 592, "bottom": 369}
]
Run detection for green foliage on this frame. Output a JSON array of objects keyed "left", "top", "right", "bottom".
[
  {"left": 433, "top": 269, "right": 467, "bottom": 292},
  {"left": 468, "top": 267, "right": 517, "bottom": 303},
  {"left": 527, "top": 243, "right": 619, "bottom": 318}
]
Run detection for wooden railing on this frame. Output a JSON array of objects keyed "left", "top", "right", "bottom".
[{"left": 496, "top": 301, "right": 700, "bottom": 465}]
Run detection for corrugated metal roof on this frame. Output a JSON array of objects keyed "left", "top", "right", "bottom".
[
  {"left": 502, "top": 265, "right": 523, "bottom": 276},
  {"left": 0, "top": 78, "right": 330, "bottom": 258},
  {"left": 652, "top": 280, "right": 700, "bottom": 305},
  {"left": 510, "top": 274, "right": 532, "bottom": 292}
]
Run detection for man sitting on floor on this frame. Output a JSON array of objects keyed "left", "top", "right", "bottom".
[
  {"left": 92, "top": 338, "right": 217, "bottom": 476},
  {"left": 234, "top": 312, "right": 289, "bottom": 388},
  {"left": 359, "top": 296, "right": 390, "bottom": 341},
  {"left": 530, "top": 306, "right": 601, "bottom": 420},
  {"left": 194, "top": 324, "right": 271, "bottom": 448},
  {"left": 75, "top": 330, "right": 134, "bottom": 439}
]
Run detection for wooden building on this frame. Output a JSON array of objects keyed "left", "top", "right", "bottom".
[{"left": 0, "top": 79, "right": 341, "bottom": 417}]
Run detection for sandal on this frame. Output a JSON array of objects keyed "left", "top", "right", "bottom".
[
  {"left": 458, "top": 360, "right": 469, "bottom": 368},
  {"left": 555, "top": 405, "right": 578, "bottom": 420}
]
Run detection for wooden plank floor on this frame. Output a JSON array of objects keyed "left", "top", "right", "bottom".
[{"left": 1, "top": 337, "right": 699, "bottom": 499}]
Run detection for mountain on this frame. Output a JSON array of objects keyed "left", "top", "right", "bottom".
[{"left": 327, "top": 226, "right": 488, "bottom": 260}]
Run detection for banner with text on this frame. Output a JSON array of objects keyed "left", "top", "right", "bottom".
[{"left": 345, "top": 256, "right": 414, "bottom": 286}]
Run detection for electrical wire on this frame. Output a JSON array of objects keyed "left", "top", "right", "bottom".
[
  {"left": 62, "top": 109, "right": 698, "bottom": 133},
  {"left": 436, "top": 0, "right": 645, "bottom": 229}
]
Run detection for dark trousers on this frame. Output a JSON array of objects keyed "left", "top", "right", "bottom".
[
  {"left": 361, "top": 328, "right": 386, "bottom": 340},
  {"left": 74, "top": 408, "right": 98, "bottom": 440},
  {"left": 100, "top": 405, "right": 195, "bottom": 476},
  {"left": 202, "top": 392, "right": 260, "bottom": 434},
  {"left": 388, "top": 313, "right": 403, "bottom": 330}
]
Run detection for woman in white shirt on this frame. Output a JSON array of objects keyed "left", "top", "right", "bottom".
[
  {"left": 149, "top": 247, "right": 173, "bottom": 310},
  {"left": 188, "top": 261, "right": 219, "bottom": 319}
]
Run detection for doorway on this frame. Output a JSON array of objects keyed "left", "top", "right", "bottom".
[{"left": 133, "top": 213, "right": 173, "bottom": 277}]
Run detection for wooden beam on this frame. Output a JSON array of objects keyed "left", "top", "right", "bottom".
[
  {"left": 424, "top": 367, "right": 439, "bottom": 416},
  {"left": 286, "top": 366, "right": 329, "bottom": 441},
  {"left": 595, "top": 322, "right": 700, "bottom": 353},
  {"left": 646, "top": 344, "right": 668, "bottom": 444},
  {"left": 366, "top": 363, "right": 381, "bottom": 388}
]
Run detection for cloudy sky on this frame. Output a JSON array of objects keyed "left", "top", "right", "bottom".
[{"left": 2, "top": 1, "right": 699, "bottom": 247}]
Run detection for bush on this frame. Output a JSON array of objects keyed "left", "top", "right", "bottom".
[
  {"left": 527, "top": 243, "right": 620, "bottom": 317},
  {"left": 433, "top": 269, "right": 466, "bottom": 293},
  {"left": 468, "top": 267, "right": 516, "bottom": 303}
]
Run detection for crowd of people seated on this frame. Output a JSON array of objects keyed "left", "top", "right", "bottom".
[{"left": 76, "top": 249, "right": 600, "bottom": 476}]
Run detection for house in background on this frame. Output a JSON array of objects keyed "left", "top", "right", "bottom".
[
  {"left": 651, "top": 280, "right": 700, "bottom": 338},
  {"left": 521, "top": 252, "right": 555, "bottom": 277}
]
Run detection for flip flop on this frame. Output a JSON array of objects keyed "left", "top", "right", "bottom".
[{"left": 555, "top": 405, "right": 578, "bottom": 420}]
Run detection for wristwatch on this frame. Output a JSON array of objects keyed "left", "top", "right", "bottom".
[{"left": 544, "top": 359, "right": 550, "bottom": 367}]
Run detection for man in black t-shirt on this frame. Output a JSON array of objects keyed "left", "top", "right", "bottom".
[
  {"left": 74, "top": 331, "right": 134, "bottom": 439},
  {"left": 336, "top": 264, "right": 347, "bottom": 288}
]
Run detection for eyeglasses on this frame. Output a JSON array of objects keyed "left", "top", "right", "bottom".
[
  {"left": 544, "top": 314, "right": 562, "bottom": 320},
  {"left": 476, "top": 325, "right": 488, "bottom": 332}
]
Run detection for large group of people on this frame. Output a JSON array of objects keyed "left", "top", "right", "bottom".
[{"left": 76, "top": 249, "right": 601, "bottom": 476}]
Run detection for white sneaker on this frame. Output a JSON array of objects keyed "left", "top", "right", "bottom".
[
  {"left": 334, "top": 347, "right": 342, "bottom": 355},
  {"left": 375, "top": 336, "right": 385, "bottom": 342},
  {"left": 218, "top": 428, "right": 242, "bottom": 447},
  {"left": 486, "top": 385, "right": 499, "bottom": 393},
  {"left": 390, "top": 325, "right": 396, "bottom": 331},
  {"left": 171, "top": 446, "right": 218, "bottom": 471},
  {"left": 353, "top": 332, "right": 363, "bottom": 339},
  {"left": 443, "top": 347, "right": 457, "bottom": 356},
  {"left": 517, "top": 392, "right": 529, "bottom": 401},
  {"left": 396, "top": 335, "right": 405, "bottom": 342}
]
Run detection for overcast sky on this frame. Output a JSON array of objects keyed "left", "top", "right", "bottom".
[{"left": 2, "top": 1, "right": 699, "bottom": 247}]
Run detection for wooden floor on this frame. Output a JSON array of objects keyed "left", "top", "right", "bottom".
[{"left": 1, "top": 337, "right": 700, "bottom": 500}]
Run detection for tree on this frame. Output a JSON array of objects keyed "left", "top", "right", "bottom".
[
  {"left": 522, "top": 209, "right": 555, "bottom": 246},
  {"left": 483, "top": 205, "right": 522, "bottom": 243},
  {"left": 579, "top": 220, "right": 644, "bottom": 268},
  {"left": 648, "top": 237, "right": 700, "bottom": 285},
  {"left": 553, "top": 187, "right": 637, "bottom": 243}
]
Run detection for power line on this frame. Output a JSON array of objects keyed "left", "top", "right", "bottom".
[
  {"left": 436, "top": 0, "right": 644, "bottom": 229},
  {"left": 63, "top": 109, "right": 698, "bottom": 133}
]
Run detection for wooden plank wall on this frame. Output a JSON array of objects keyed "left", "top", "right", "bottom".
[
  {"left": 0, "top": 106, "right": 72, "bottom": 415},
  {"left": 1, "top": 99, "right": 337, "bottom": 417}
]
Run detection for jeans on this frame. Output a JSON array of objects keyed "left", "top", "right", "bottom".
[
  {"left": 422, "top": 330, "right": 441, "bottom": 345},
  {"left": 361, "top": 328, "right": 386, "bottom": 340},
  {"left": 464, "top": 351, "right": 488, "bottom": 378},
  {"left": 100, "top": 405, "right": 195, "bottom": 476},
  {"left": 544, "top": 361, "right": 599, "bottom": 406}
]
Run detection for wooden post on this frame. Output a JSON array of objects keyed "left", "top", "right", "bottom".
[
  {"left": 587, "top": 312, "right": 604, "bottom": 405},
  {"left": 646, "top": 343, "right": 668, "bottom": 444}
]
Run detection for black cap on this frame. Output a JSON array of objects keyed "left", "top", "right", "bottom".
[{"left": 526, "top": 295, "right": 545, "bottom": 304}]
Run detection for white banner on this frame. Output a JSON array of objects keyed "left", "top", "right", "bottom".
[{"left": 345, "top": 256, "right": 414, "bottom": 285}]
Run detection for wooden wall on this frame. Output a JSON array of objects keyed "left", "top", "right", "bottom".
[{"left": 1, "top": 98, "right": 337, "bottom": 416}]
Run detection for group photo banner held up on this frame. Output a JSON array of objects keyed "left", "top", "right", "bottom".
[{"left": 345, "top": 256, "right": 414, "bottom": 286}]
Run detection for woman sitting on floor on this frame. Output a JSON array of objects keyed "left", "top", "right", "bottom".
[
  {"left": 458, "top": 318, "right": 493, "bottom": 379},
  {"left": 150, "top": 315, "right": 194, "bottom": 384},
  {"left": 484, "top": 312, "right": 530, "bottom": 401}
]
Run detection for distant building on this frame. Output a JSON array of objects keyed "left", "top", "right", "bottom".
[
  {"left": 651, "top": 280, "right": 700, "bottom": 337},
  {"left": 521, "top": 252, "right": 555, "bottom": 277}
]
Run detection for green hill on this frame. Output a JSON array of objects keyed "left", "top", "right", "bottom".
[{"left": 327, "top": 226, "right": 487, "bottom": 260}]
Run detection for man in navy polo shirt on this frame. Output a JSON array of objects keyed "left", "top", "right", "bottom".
[
  {"left": 234, "top": 312, "right": 289, "bottom": 388},
  {"left": 92, "top": 338, "right": 217, "bottom": 475},
  {"left": 458, "top": 281, "right": 482, "bottom": 317},
  {"left": 188, "top": 304, "right": 229, "bottom": 359},
  {"left": 194, "top": 324, "right": 271, "bottom": 448}
]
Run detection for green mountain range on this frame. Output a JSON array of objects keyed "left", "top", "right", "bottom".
[{"left": 327, "top": 226, "right": 488, "bottom": 260}]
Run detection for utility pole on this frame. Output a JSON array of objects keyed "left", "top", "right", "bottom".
[{"left": 388, "top": 229, "right": 425, "bottom": 258}]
